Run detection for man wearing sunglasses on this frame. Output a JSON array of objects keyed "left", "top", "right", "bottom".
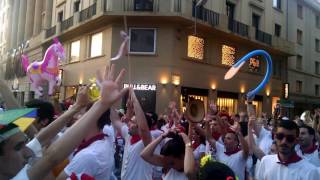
[{"left": 256, "top": 120, "right": 318, "bottom": 180}]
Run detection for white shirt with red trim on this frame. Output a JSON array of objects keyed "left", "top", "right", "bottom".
[
  {"left": 256, "top": 154, "right": 318, "bottom": 180},
  {"left": 64, "top": 126, "right": 115, "bottom": 180},
  {"left": 120, "top": 125, "right": 160, "bottom": 180},
  {"left": 295, "top": 145, "right": 320, "bottom": 167},
  {"left": 215, "top": 142, "right": 247, "bottom": 180}
]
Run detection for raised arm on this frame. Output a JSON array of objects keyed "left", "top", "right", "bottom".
[
  {"left": 232, "top": 122, "right": 249, "bottom": 159},
  {"left": 247, "top": 101, "right": 262, "bottom": 137},
  {"left": 179, "top": 132, "right": 195, "bottom": 178},
  {"left": 36, "top": 86, "right": 90, "bottom": 147},
  {"left": 0, "top": 78, "right": 21, "bottom": 109},
  {"left": 140, "top": 133, "right": 167, "bottom": 167},
  {"left": 131, "top": 89, "right": 152, "bottom": 147},
  {"left": 248, "top": 116, "right": 265, "bottom": 160},
  {"left": 27, "top": 64, "right": 128, "bottom": 180}
]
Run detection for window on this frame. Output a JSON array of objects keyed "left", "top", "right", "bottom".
[
  {"left": 296, "top": 80, "right": 302, "bottom": 93},
  {"left": 74, "top": 1, "right": 80, "bottom": 12},
  {"left": 134, "top": 0, "right": 153, "bottom": 11},
  {"left": 252, "top": 13, "right": 260, "bottom": 29},
  {"left": 222, "top": 45, "right": 236, "bottom": 66},
  {"left": 187, "top": 35, "right": 204, "bottom": 60},
  {"left": 90, "top": 32, "right": 103, "bottom": 57},
  {"left": 58, "top": 11, "right": 63, "bottom": 22},
  {"left": 273, "top": 0, "right": 281, "bottom": 9},
  {"left": 297, "top": 29, "right": 303, "bottom": 45},
  {"left": 273, "top": 60, "right": 281, "bottom": 78},
  {"left": 70, "top": 40, "right": 80, "bottom": 62},
  {"left": 316, "top": 85, "right": 320, "bottom": 96},
  {"left": 316, "top": 39, "right": 320, "bottom": 52},
  {"left": 274, "top": 24, "right": 281, "bottom": 37},
  {"left": 316, "top": 15, "right": 320, "bottom": 28},
  {"left": 316, "top": 61, "right": 320, "bottom": 74},
  {"left": 129, "top": 28, "right": 156, "bottom": 54},
  {"left": 226, "top": 2, "right": 235, "bottom": 19},
  {"left": 296, "top": 55, "right": 302, "bottom": 70},
  {"left": 249, "top": 56, "right": 260, "bottom": 72},
  {"left": 297, "top": 4, "right": 303, "bottom": 19}
]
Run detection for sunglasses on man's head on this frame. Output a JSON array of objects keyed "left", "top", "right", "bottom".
[{"left": 275, "top": 133, "right": 295, "bottom": 143}]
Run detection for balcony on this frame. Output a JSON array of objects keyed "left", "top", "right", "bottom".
[
  {"left": 61, "top": 16, "right": 74, "bottom": 32},
  {"left": 228, "top": 19, "right": 249, "bottom": 37},
  {"left": 255, "top": 29, "right": 272, "bottom": 45},
  {"left": 134, "top": 0, "right": 153, "bottom": 11},
  {"left": 46, "top": 26, "right": 56, "bottom": 38},
  {"left": 192, "top": 3, "right": 219, "bottom": 27},
  {"left": 80, "top": 3, "right": 97, "bottom": 22}
]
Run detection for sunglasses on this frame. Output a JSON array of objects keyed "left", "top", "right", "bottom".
[{"left": 275, "top": 133, "right": 295, "bottom": 143}]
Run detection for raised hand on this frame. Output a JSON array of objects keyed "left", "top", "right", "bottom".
[
  {"left": 209, "top": 102, "right": 218, "bottom": 115},
  {"left": 74, "top": 85, "right": 90, "bottom": 108},
  {"left": 96, "top": 64, "right": 128, "bottom": 107}
]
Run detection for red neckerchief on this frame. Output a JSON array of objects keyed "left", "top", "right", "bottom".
[
  {"left": 73, "top": 133, "right": 106, "bottom": 156},
  {"left": 212, "top": 132, "right": 221, "bottom": 141},
  {"left": 277, "top": 152, "right": 302, "bottom": 166},
  {"left": 301, "top": 143, "right": 318, "bottom": 154},
  {"left": 70, "top": 172, "right": 95, "bottom": 180},
  {"left": 130, "top": 135, "right": 141, "bottom": 145},
  {"left": 224, "top": 147, "right": 241, "bottom": 156}
]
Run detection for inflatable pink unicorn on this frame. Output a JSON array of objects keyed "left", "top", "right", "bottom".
[{"left": 22, "top": 37, "right": 66, "bottom": 96}]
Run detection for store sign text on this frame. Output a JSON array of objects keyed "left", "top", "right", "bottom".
[{"left": 124, "top": 84, "right": 157, "bottom": 91}]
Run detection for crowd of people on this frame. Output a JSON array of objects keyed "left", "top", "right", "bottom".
[{"left": 0, "top": 64, "right": 320, "bottom": 180}]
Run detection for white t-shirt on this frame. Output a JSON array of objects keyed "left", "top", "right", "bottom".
[
  {"left": 215, "top": 142, "right": 247, "bottom": 180},
  {"left": 295, "top": 145, "right": 320, "bottom": 167},
  {"left": 256, "top": 127, "right": 273, "bottom": 155},
  {"left": 193, "top": 144, "right": 206, "bottom": 161},
  {"left": 64, "top": 126, "right": 115, "bottom": 180},
  {"left": 163, "top": 169, "right": 188, "bottom": 180},
  {"left": 11, "top": 138, "right": 42, "bottom": 180},
  {"left": 120, "top": 125, "right": 158, "bottom": 180},
  {"left": 256, "top": 154, "right": 319, "bottom": 180}
]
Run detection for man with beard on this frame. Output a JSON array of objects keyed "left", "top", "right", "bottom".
[
  {"left": 256, "top": 120, "right": 318, "bottom": 180},
  {"left": 296, "top": 125, "right": 320, "bottom": 166}
]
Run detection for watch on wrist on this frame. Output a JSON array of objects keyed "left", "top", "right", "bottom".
[{"left": 185, "top": 142, "right": 192, "bottom": 148}]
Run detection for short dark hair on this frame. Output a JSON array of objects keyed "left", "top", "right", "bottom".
[
  {"left": 25, "top": 99, "right": 54, "bottom": 124},
  {"left": 277, "top": 120, "right": 299, "bottom": 136},
  {"left": 97, "top": 109, "right": 111, "bottom": 130},
  {"left": 200, "top": 161, "right": 236, "bottom": 180},
  {"left": 145, "top": 112, "right": 158, "bottom": 129},
  {"left": 299, "top": 125, "right": 315, "bottom": 141},
  {"left": 160, "top": 133, "right": 185, "bottom": 158}
]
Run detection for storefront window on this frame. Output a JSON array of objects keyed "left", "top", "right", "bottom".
[{"left": 217, "top": 97, "right": 238, "bottom": 115}]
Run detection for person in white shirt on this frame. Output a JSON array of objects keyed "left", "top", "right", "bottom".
[
  {"left": 296, "top": 125, "right": 320, "bottom": 167},
  {"left": 111, "top": 88, "right": 155, "bottom": 180},
  {"left": 206, "top": 120, "right": 249, "bottom": 180},
  {"left": 256, "top": 120, "right": 318, "bottom": 180},
  {"left": 0, "top": 64, "right": 129, "bottom": 180},
  {"left": 57, "top": 109, "right": 115, "bottom": 180},
  {"left": 141, "top": 130, "right": 195, "bottom": 180}
]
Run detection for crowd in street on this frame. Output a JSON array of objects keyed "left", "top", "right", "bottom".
[{"left": 0, "top": 64, "right": 320, "bottom": 180}]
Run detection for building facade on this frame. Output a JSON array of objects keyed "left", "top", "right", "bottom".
[
  {"left": 287, "top": 0, "right": 320, "bottom": 115},
  {"left": 0, "top": 0, "right": 300, "bottom": 117}
]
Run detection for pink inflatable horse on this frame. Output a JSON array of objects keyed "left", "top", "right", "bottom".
[{"left": 22, "top": 38, "right": 66, "bottom": 96}]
